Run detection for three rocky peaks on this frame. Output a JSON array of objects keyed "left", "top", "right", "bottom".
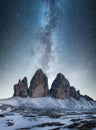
[{"left": 13, "top": 69, "right": 93, "bottom": 101}]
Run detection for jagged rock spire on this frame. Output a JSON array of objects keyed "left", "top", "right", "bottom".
[
  {"left": 50, "top": 73, "right": 70, "bottom": 99},
  {"left": 29, "top": 69, "right": 48, "bottom": 98},
  {"left": 13, "top": 77, "right": 28, "bottom": 97},
  {"left": 13, "top": 69, "right": 94, "bottom": 101}
]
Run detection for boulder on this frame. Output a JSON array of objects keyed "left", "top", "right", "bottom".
[
  {"left": 13, "top": 77, "right": 28, "bottom": 97},
  {"left": 29, "top": 69, "right": 48, "bottom": 98},
  {"left": 50, "top": 73, "right": 70, "bottom": 99}
]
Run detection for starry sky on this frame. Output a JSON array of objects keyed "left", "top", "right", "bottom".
[{"left": 0, "top": 0, "right": 96, "bottom": 99}]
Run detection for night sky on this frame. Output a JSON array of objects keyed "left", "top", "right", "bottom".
[{"left": 0, "top": 0, "right": 96, "bottom": 99}]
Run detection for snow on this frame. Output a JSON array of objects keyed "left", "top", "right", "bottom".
[
  {"left": 0, "top": 97, "right": 96, "bottom": 130},
  {"left": 0, "top": 97, "right": 96, "bottom": 111}
]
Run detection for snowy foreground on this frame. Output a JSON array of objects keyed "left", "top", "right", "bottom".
[{"left": 0, "top": 97, "right": 96, "bottom": 130}]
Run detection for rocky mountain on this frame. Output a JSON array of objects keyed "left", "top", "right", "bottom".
[
  {"left": 29, "top": 69, "right": 48, "bottom": 98},
  {"left": 70, "top": 86, "right": 80, "bottom": 100},
  {"left": 81, "top": 95, "right": 94, "bottom": 101},
  {"left": 0, "top": 69, "right": 95, "bottom": 130},
  {"left": 13, "top": 69, "right": 94, "bottom": 101},
  {"left": 13, "top": 77, "right": 28, "bottom": 97},
  {"left": 50, "top": 73, "right": 70, "bottom": 99}
]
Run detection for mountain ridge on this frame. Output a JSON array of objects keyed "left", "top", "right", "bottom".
[{"left": 13, "top": 68, "right": 94, "bottom": 101}]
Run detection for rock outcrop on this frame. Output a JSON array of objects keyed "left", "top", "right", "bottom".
[
  {"left": 50, "top": 73, "right": 70, "bottom": 99},
  {"left": 69, "top": 86, "right": 94, "bottom": 101},
  {"left": 29, "top": 69, "right": 48, "bottom": 98},
  {"left": 82, "top": 95, "right": 93, "bottom": 101},
  {"left": 13, "top": 69, "right": 94, "bottom": 101},
  {"left": 70, "top": 86, "right": 81, "bottom": 100},
  {"left": 70, "top": 86, "right": 77, "bottom": 98},
  {"left": 13, "top": 77, "right": 28, "bottom": 97}
]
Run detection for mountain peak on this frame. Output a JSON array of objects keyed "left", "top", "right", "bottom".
[
  {"left": 52, "top": 73, "right": 70, "bottom": 88},
  {"left": 29, "top": 69, "right": 48, "bottom": 98},
  {"left": 13, "top": 69, "right": 94, "bottom": 101},
  {"left": 56, "top": 73, "right": 65, "bottom": 80},
  {"left": 36, "top": 68, "right": 43, "bottom": 73},
  {"left": 50, "top": 73, "right": 70, "bottom": 99},
  {"left": 13, "top": 77, "right": 28, "bottom": 97}
]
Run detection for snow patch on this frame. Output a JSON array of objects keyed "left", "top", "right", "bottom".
[{"left": 0, "top": 97, "right": 96, "bottom": 111}]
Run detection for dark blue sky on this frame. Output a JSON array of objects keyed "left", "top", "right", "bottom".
[{"left": 0, "top": 0, "right": 96, "bottom": 99}]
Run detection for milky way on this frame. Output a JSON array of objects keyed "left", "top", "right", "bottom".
[
  {"left": 38, "top": 0, "right": 58, "bottom": 72},
  {"left": 0, "top": 0, "right": 96, "bottom": 99}
]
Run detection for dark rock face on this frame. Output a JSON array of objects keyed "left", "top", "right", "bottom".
[
  {"left": 50, "top": 73, "right": 70, "bottom": 99},
  {"left": 82, "top": 95, "right": 93, "bottom": 101},
  {"left": 70, "top": 86, "right": 81, "bottom": 100},
  {"left": 70, "top": 86, "right": 77, "bottom": 98},
  {"left": 13, "top": 69, "right": 94, "bottom": 101},
  {"left": 22, "top": 77, "right": 28, "bottom": 89},
  {"left": 76, "top": 90, "right": 81, "bottom": 100},
  {"left": 29, "top": 69, "right": 48, "bottom": 98},
  {"left": 70, "top": 87, "right": 94, "bottom": 101},
  {"left": 13, "top": 77, "right": 28, "bottom": 97}
]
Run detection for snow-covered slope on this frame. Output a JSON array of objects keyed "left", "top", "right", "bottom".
[{"left": 0, "top": 97, "right": 96, "bottom": 111}]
